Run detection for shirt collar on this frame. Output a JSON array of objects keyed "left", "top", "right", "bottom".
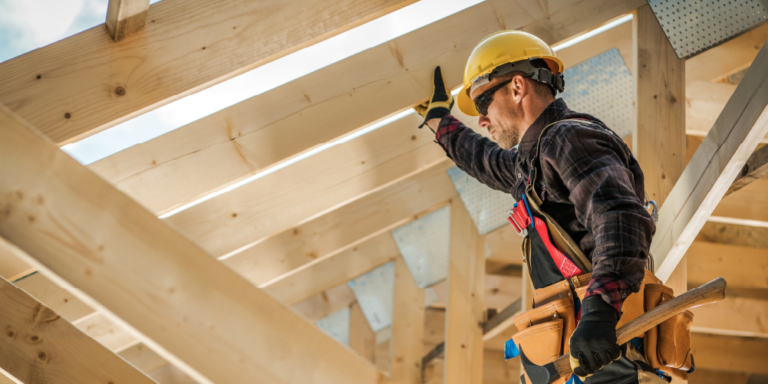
[{"left": 516, "top": 98, "right": 570, "bottom": 161}]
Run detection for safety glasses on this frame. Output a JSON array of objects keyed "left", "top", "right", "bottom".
[{"left": 473, "top": 79, "right": 512, "bottom": 116}]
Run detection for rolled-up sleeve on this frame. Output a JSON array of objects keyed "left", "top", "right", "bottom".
[{"left": 435, "top": 115, "right": 518, "bottom": 193}]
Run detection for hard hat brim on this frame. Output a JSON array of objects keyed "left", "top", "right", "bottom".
[{"left": 457, "top": 86, "right": 479, "bottom": 117}]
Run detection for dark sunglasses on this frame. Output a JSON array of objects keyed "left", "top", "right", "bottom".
[{"left": 473, "top": 79, "right": 512, "bottom": 116}]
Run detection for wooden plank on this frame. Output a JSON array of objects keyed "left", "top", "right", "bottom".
[
  {"left": 444, "top": 199, "right": 485, "bottom": 384},
  {"left": 726, "top": 144, "right": 768, "bottom": 195},
  {"left": 555, "top": 17, "right": 633, "bottom": 69},
  {"left": 0, "top": 245, "right": 33, "bottom": 282},
  {"left": 261, "top": 232, "right": 399, "bottom": 306},
  {"left": 712, "top": 179, "right": 768, "bottom": 222},
  {"left": 106, "top": 0, "right": 151, "bottom": 41},
  {"left": 691, "top": 296, "right": 768, "bottom": 338},
  {"left": 686, "top": 81, "right": 768, "bottom": 143},
  {"left": 166, "top": 112, "right": 444, "bottom": 257},
  {"left": 73, "top": 313, "right": 139, "bottom": 352},
  {"left": 428, "top": 275, "right": 522, "bottom": 312},
  {"left": 119, "top": 343, "right": 168, "bottom": 374},
  {"left": 221, "top": 158, "right": 456, "bottom": 285},
  {"left": 485, "top": 225, "right": 523, "bottom": 265},
  {"left": 14, "top": 272, "right": 93, "bottom": 321},
  {"left": 687, "top": 241, "right": 768, "bottom": 288},
  {"left": 292, "top": 283, "right": 357, "bottom": 322},
  {"left": 649, "top": 36, "right": 768, "bottom": 283},
  {"left": 688, "top": 369, "right": 751, "bottom": 384},
  {"left": 0, "top": 276, "right": 157, "bottom": 384},
  {"left": 0, "top": 106, "right": 387, "bottom": 383},
  {"left": 697, "top": 220, "right": 768, "bottom": 250},
  {"left": 686, "top": 23, "right": 768, "bottom": 82},
  {"left": 349, "top": 302, "right": 376, "bottom": 363},
  {"left": 691, "top": 333, "right": 768, "bottom": 374},
  {"left": 89, "top": 0, "right": 645, "bottom": 215},
  {"left": 0, "top": 0, "right": 416, "bottom": 145},
  {"left": 390, "top": 256, "right": 425, "bottom": 384},
  {"left": 147, "top": 364, "right": 195, "bottom": 384}
]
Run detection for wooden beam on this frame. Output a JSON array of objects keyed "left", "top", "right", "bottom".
[
  {"left": 444, "top": 199, "right": 485, "bottom": 384},
  {"left": 73, "top": 313, "right": 139, "bottom": 352},
  {"left": 691, "top": 333, "right": 768, "bottom": 374},
  {"left": 166, "top": 112, "right": 444, "bottom": 258},
  {"left": 726, "top": 144, "right": 768, "bottom": 195},
  {"left": 88, "top": 0, "right": 645, "bottom": 215},
  {"left": 0, "top": 0, "right": 416, "bottom": 145},
  {"left": 428, "top": 275, "right": 522, "bottom": 312},
  {"left": 0, "top": 276, "right": 156, "bottom": 383},
  {"left": 349, "top": 302, "right": 376, "bottom": 363},
  {"left": 390, "top": 256, "right": 425, "bottom": 384},
  {"left": 261, "top": 232, "right": 399, "bottom": 306},
  {"left": 687, "top": 241, "right": 768, "bottom": 288},
  {"left": 691, "top": 296, "right": 768, "bottom": 338},
  {"left": 222, "top": 158, "right": 456, "bottom": 285},
  {"left": 555, "top": 16, "right": 633, "bottom": 69},
  {"left": 649, "top": 37, "right": 768, "bottom": 283},
  {"left": 14, "top": 272, "right": 93, "bottom": 322},
  {"left": 713, "top": 179, "right": 768, "bottom": 222},
  {"left": 0, "top": 245, "right": 32, "bottom": 282},
  {"left": 106, "top": 0, "right": 150, "bottom": 41},
  {"left": 0, "top": 106, "right": 387, "bottom": 383},
  {"left": 697, "top": 220, "right": 768, "bottom": 250},
  {"left": 292, "top": 283, "right": 357, "bottom": 322}
]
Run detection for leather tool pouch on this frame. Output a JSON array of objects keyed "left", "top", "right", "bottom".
[
  {"left": 512, "top": 319, "right": 566, "bottom": 384},
  {"left": 514, "top": 297, "right": 576, "bottom": 355},
  {"left": 644, "top": 284, "right": 695, "bottom": 380},
  {"left": 571, "top": 270, "right": 660, "bottom": 328}
]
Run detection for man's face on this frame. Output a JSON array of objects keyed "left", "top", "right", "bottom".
[{"left": 471, "top": 76, "right": 526, "bottom": 149}]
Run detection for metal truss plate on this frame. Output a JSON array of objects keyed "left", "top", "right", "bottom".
[
  {"left": 315, "top": 307, "right": 350, "bottom": 346},
  {"left": 391, "top": 206, "right": 451, "bottom": 289},
  {"left": 447, "top": 167, "right": 514, "bottom": 236},
  {"left": 648, "top": 0, "right": 768, "bottom": 59},
  {"left": 348, "top": 262, "right": 394, "bottom": 332},
  {"left": 561, "top": 48, "right": 634, "bottom": 138}
]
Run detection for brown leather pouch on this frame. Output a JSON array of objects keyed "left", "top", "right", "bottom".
[
  {"left": 532, "top": 280, "right": 573, "bottom": 308},
  {"left": 644, "top": 284, "right": 694, "bottom": 375},
  {"left": 512, "top": 320, "right": 566, "bottom": 384},
  {"left": 569, "top": 270, "right": 659, "bottom": 328},
  {"left": 513, "top": 297, "right": 576, "bottom": 354}
]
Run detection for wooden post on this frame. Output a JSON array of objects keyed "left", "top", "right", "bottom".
[
  {"left": 106, "top": 0, "right": 150, "bottom": 41},
  {"left": 391, "top": 256, "right": 425, "bottom": 384},
  {"left": 632, "top": 4, "right": 687, "bottom": 296},
  {"left": 444, "top": 199, "right": 485, "bottom": 384},
  {"left": 349, "top": 302, "right": 376, "bottom": 363}
]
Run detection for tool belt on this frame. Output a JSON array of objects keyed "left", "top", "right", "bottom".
[{"left": 506, "top": 120, "right": 694, "bottom": 383}]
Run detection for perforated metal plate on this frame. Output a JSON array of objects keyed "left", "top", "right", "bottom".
[
  {"left": 648, "top": 0, "right": 768, "bottom": 59},
  {"left": 447, "top": 167, "right": 514, "bottom": 235},
  {"left": 315, "top": 307, "right": 350, "bottom": 346},
  {"left": 391, "top": 206, "right": 451, "bottom": 289},
  {"left": 560, "top": 48, "right": 634, "bottom": 138},
  {"left": 348, "top": 262, "right": 395, "bottom": 332}
]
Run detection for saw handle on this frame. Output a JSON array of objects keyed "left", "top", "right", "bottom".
[{"left": 548, "top": 277, "right": 727, "bottom": 380}]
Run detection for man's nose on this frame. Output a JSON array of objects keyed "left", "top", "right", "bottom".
[{"left": 478, "top": 115, "right": 490, "bottom": 130}]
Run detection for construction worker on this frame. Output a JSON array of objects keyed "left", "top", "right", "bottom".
[{"left": 415, "top": 31, "right": 687, "bottom": 383}]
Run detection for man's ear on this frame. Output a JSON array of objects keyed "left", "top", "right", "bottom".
[{"left": 511, "top": 74, "right": 526, "bottom": 100}]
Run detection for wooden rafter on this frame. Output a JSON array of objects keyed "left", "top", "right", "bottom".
[
  {"left": 89, "top": 0, "right": 645, "bottom": 216},
  {"left": 725, "top": 144, "right": 768, "bottom": 195},
  {"left": 650, "top": 41, "right": 768, "bottom": 283},
  {"left": 390, "top": 256, "right": 425, "bottom": 384},
  {"left": 0, "top": 0, "right": 417, "bottom": 144},
  {"left": 0, "top": 105, "right": 387, "bottom": 384},
  {"left": 106, "top": 0, "right": 150, "bottom": 41},
  {"left": 0, "top": 276, "right": 156, "bottom": 384}
]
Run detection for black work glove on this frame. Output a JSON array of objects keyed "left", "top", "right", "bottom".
[
  {"left": 414, "top": 66, "right": 454, "bottom": 130},
  {"left": 569, "top": 295, "right": 622, "bottom": 379}
]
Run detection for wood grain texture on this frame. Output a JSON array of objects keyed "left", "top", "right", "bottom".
[
  {"left": 686, "top": 23, "right": 768, "bottom": 82},
  {"left": 691, "top": 295, "right": 768, "bottom": 338},
  {"left": 444, "top": 199, "right": 485, "bottom": 384},
  {"left": 390, "top": 256, "right": 425, "bottom": 384},
  {"left": 697, "top": 220, "right": 768, "bottom": 250},
  {"left": 89, "top": 0, "right": 645, "bottom": 215},
  {"left": 713, "top": 179, "right": 768, "bottom": 222},
  {"left": 649, "top": 36, "right": 768, "bottom": 283},
  {"left": 261, "top": 232, "right": 399, "bottom": 306},
  {"left": 0, "top": 244, "right": 33, "bottom": 282},
  {"left": 0, "top": 276, "right": 156, "bottom": 384},
  {"left": 14, "top": 273, "right": 93, "bottom": 322},
  {"left": 726, "top": 144, "right": 768, "bottom": 195},
  {"left": 221, "top": 158, "right": 456, "bottom": 285},
  {"left": 687, "top": 241, "right": 768, "bottom": 288},
  {"left": 349, "top": 302, "right": 376, "bottom": 363},
  {"left": 0, "top": 105, "right": 387, "bottom": 384},
  {"left": 691, "top": 333, "right": 768, "bottom": 374},
  {"left": 165, "top": 112, "right": 444, "bottom": 257},
  {"left": 0, "top": 0, "right": 416, "bottom": 144},
  {"left": 292, "top": 283, "right": 357, "bottom": 322},
  {"left": 106, "top": 0, "right": 150, "bottom": 41}
]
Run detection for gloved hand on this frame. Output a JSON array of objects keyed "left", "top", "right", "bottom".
[
  {"left": 414, "top": 66, "right": 454, "bottom": 130},
  {"left": 569, "top": 295, "right": 622, "bottom": 379}
]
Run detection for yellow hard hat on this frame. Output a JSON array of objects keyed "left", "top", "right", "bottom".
[{"left": 457, "top": 31, "right": 564, "bottom": 116}]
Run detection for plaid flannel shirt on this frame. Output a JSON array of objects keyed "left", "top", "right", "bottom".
[{"left": 435, "top": 98, "right": 655, "bottom": 314}]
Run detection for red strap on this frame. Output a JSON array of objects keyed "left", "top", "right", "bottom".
[{"left": 532, "top": 216, "right": 583, "bottom": 279}]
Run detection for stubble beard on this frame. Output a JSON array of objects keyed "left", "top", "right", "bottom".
[{"left": 495, "top": 125, "right": 520, "bottom": 149}]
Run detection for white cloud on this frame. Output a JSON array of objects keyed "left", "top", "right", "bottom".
[{"left": 1, "top": 0, "right": 86, "bottom": 49}]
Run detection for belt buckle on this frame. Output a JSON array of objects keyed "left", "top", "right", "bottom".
[{"left": 507, "top": 209, "right": 528, "bottom": 238}]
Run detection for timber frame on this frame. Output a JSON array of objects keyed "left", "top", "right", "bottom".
[{"left": 1, "top": 0, "right": 768, "bottom": 383}]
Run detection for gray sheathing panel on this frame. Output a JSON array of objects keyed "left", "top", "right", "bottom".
[
  {"left": 348, "top": 262, "right": 394, "bottom": 332},
  {"left": 560, "top": 48, "right": 633, "bottom": 138},
  {"left": 315, "top": 307, "right": 350, "bottom": 346},
  {"left": 648, "top": 0, "right": 768, "bottom": 59},
  {"left": 447, "top": 167, "right": 514, "bottom": 236},
  {"left": 391, "top": 206, "right": 451, "bottom": 289}
]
